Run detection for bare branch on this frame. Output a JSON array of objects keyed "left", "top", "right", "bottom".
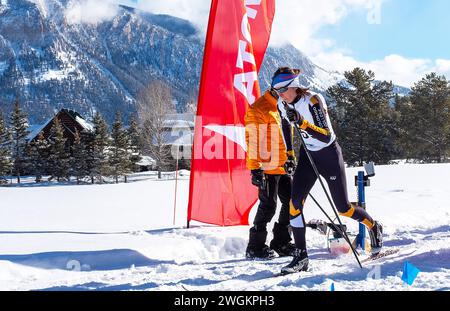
[{"left": 137, "top": 81, "right": 176, "bottom": 177}]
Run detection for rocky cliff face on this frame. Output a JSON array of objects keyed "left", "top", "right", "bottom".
[{"left": 0, "top": 0, "right": 202, "bottom": 123}]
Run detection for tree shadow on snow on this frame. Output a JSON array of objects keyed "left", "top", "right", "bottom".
[
  {"left": 39, "top": 281, "right": 163, "bottom": 291},
  {"left": 409, "top": 225, "right": 450, "bottom": 236},
  {"left": 0, "top": 227, "right": 181, "bottom": 236},
  {"left": 0, "top": 230, "right": 130, "bottom": 235},
  {"left": 38, "top": 277, "right": 223, "bottom": 291},
  {"left": 0, "top": 249, "right": 175, "bottom": 271},
  {"left": 383, "top": 238, "right": 416, "bottom": 248}
]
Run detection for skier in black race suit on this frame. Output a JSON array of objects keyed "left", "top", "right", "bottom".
[{"left": 270, "top": 67, "right": 383, "bottom": 275}]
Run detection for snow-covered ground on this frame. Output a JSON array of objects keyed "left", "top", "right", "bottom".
[{"left": 0, "top": 164, "right": 449, "bottom": 291}]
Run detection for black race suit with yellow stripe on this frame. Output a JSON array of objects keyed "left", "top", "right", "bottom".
[{"left": 279, "top": 91, "right": 375, "bottom": 250}]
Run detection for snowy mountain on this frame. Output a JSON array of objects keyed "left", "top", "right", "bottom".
[
  {"left": 260, "top": 44, "right": 343, "bottom": 93},
  {"left": 0, "top": 0, "right": 408, "bottom": 125},
  {"left": 0, "top": 0, "right": 202, "bottom": 124},
  {"left": 0, "top": 163, "right": 449, "bottom": 290}
]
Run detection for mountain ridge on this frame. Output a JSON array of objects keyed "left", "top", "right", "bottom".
[{"left": 0, "top": 0, "right": 409, "bottom": 124}]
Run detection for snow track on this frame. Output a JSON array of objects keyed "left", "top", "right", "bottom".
[
  {"left": 0, "top": 224, "right": 448, "bottom": 291},
  {"left": 0, "top": 164, "right": 449, "bottom": 291}
]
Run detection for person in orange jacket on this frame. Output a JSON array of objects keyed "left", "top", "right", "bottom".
[{"left": 244, "top": 87, "right": 297, "bottom": 259}]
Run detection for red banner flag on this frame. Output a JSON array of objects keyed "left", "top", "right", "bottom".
[{"left": 188, "top": 0, "right": 276, "bottom": 226}]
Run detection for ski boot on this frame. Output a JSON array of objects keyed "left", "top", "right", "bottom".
[
  {"left": 368, "top": 221, "right": 383, "bottom": 254},
  {"left": 270, "top": 241, "right": 296, "bottom": 257},
  {"left": 246, "top": 245, "right": 276, "bottom": 260},
  {"left": 270, "top": 222, "right": 296, "bottom": 256},
  {"left": 281, "top": 249, "right": 309, "bottom": 275}
]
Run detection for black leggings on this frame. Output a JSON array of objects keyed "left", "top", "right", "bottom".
[
  {"left": 247, "top": 174, "right": 292, "bottom": 250},
  {"left": 290, "top": 141, "right": 374, "bottom": 250},
  {"left": 253, "top": 174, "right": 291, "bottom": 230}
]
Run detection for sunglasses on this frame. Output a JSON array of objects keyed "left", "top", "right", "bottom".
[
  {"left": 274, "top": 80, "right": 294, "bottom": 94},
  {"left": 275, "top": 86, "right": 290, "bottom": 94}
]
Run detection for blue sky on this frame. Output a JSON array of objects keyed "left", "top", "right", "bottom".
[
  {"left": 317, "top": 0, "right": 450, "bottom": 62},
  {"left": 267, "top": 0, "right": 450, "bottom": 87}
]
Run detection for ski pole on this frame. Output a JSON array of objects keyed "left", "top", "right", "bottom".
[
  {"left": 308, "top": 194, "right": 352, "bottom": 240},
  {"left": 307, "top": 193, "right": 349, "bottom": 243},
  {"left": 285, "top": 124, "right": 352, "bottom": 248},
  {"left": 290, "top": 119, "right": 363, "bottom": 269},
  {"left": 289, "top": 173, "right": 348, "bottom": 242}
]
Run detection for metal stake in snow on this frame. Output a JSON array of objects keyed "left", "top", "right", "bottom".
[
  {"left": 355, "top": 162, "right": 376, "bottom": 252},
  {"left": 173, "top": 146, "right": 179, "bottom": 226}
]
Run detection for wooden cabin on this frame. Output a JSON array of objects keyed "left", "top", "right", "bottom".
[{"left": 28, "top": 109, "right": 94, "bottom": 146}]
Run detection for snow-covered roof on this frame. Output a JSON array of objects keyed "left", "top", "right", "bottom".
[
  {"left": 27, "top": 117, "right": 53, "bottom": 142},
  {"left": 165, "top": 113, "right": 195, "bottom": 123},
  {"left": 163, "top": 113, "right": 195, "bottom": 129},
  {"left": 163, "top": 119, "right": 194, "bottom": 128},
  {"left": 75, "top": 116, "right": 94, "bottom": 132},
  {"left": 155, "top": 130, "right": 193, "bottom": 146},
  {"left": 136, "top": 155, "right": 156, "bottom": 166}
]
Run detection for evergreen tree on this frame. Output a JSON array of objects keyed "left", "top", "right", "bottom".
[
  {"left": 92, "top": 112, "right": 110, "bottom": 183},
  {"left": 127, "top": 115, "right": 142, "bottom": 173},
  {"left": 398, "top": 73, "right": 450, "bottom": 162},
  {"left": 29, "top": 132, "right": 50, "bottom": 183},
  {"left": 327, "top": 68, "right": 394, "bottom": 166},
  {"left": 23, "top": 142, "right": 34, "bottom": 179},
  {"left": 82, "top": 130, "right": 96, "bottom": 184},
  {"left": 71, "top": 129, "right": 88, "bottom": 184},
  {"left": 393, "top": 94, "right": 414, "bottom": 160},
  {"left": 0, "top": 111, "right": 12, "bottom": 184},
  {"left": 110, "top": 112, "right": 131, "bottom": 183},
  {"left": 48, "top": 118, "right": 70, "bottom": 182},
  {"left": 9, "top": 100, "right": 30, "bottom": 184},
  {"left": 367, "top": 79, "right": 396, "bottom": 164}
]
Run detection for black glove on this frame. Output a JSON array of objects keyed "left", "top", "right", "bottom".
[
  {"left": 286, "top": 106, "right": 304, "bottom": 124},
  {"left": 284, "top": 155, "right": 296, "bottom": 176},
  {"left": 251, "top": 169, "right": 265, "bottom": 189}
]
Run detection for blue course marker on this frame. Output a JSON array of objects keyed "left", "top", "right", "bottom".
[{"left": 401, "top": 261, "right": 420, "bottom": 285}]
